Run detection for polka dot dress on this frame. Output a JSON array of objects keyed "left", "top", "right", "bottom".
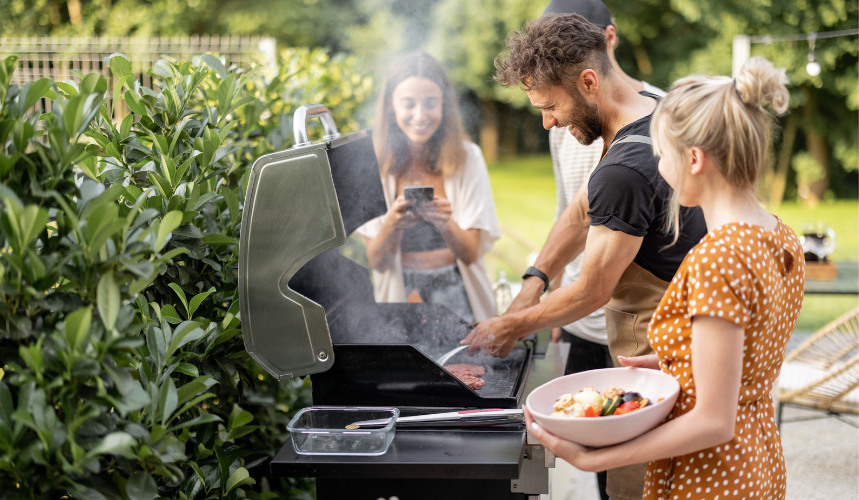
[{"left": 642, "top": 219, "right": 805, "bottom": 500}]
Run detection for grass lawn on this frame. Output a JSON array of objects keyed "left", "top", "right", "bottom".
[{"left": 486, "top": 154, "right": 858, "bottom": 332}]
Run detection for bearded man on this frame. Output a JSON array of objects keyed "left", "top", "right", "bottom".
[{"left": 460, "top": 14, "right": 707, "bottom": 500}]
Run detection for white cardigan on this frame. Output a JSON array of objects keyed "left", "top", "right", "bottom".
[{"left": 356, "top": 142, "right": 501, "bottom": 321}]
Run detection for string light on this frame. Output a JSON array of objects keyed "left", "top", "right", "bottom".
[
  {"left": 733, "top": 29, "right": 858, "bottom": 77},
  {"left": 806, "top": 33, "right": 821, "bottom": 76}
]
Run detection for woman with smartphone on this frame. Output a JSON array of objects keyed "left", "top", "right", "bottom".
[{"left": 356, "top": 52, "right": 500, "bottom": 322}]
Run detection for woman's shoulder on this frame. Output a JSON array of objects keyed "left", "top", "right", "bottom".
[
  {"left": 458, "top": 141, "right": 489, "bottom": 171},
  {"left": 461, "top": 140, "right": 484, "bottom": 159}
]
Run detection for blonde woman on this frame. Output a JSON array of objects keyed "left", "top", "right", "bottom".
[
  {"left": 356, "top": 52, "right": 500, "bottom": 322},
  {"left": 525, "top": 57, "right": 805, "bottom": 500}
]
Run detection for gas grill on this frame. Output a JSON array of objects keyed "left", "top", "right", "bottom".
[{"left": 238, "top": 104, "right": 568, "bottom": 499}]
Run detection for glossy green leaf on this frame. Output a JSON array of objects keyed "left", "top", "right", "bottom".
[
  {"left": 86, "top": 431, "right": 136, "bottom": 459},
  {"left": 176, "top": 376, "right": 218, "bottom": 407},
  {"left": 124, "top": 90, "right": 147, "bottom": 117},
  {"left": 126, "top": 471, "right": 158, "bottom": 500},
  {"left": 225, "top": 467, "right": 255, "bottom": 494},
  {"left": 55, "top": 80, "right": 78, "bottom": 96},
  {"left": 201, "top": 54, "right": 228, "bottom": 80},
  {"left": 166, "top": 321, "right": 204, "bottom": 357},
  {"left": 156, "top": 210, "right": 183, "bottom": 251},
  {"left": 160, "top": 376, "right": 178, "bottom": 424},
  {"left": 112, "top": 75, "right": 133, "bottom": 114},
  {"left": 119, "top": 112, "right": 134, "bottom": 139},
  {"left": 174, "top": 363, "right": 199, "bottom": 377},
  {"left": 23, "top": 78, "right": 52, "bottom": 110},
  {"left": 167, "top": 283, "right": 189, "bottom": 317},
  {"left": 228, "top": 404, "right": 254, "bottom": 429},
  {"left": 19, "top": 204, "right": 48, "bottom": 247},
  {"left": 106, "top": 53, "right": 132, "bottom": 79},
  {"left": 160, "top": 304, "right": 183, "bottom": 324},
  {"left": 222, "top": 187, "right": 240, "bottom": 228},
  {"left": 97, "top": 272, "right": 120, "bottom": 330},
  {"left": 64, "top": 306, "right": 92, "bottom": 351},
  {"left": 188, "top": 287, "right": 216, "bottom": 318},
  {"left": 201, "top": 234, "right": 237, "bottom": 246},
  {"left": 80, "top": 73, "right": 107, "bottom": 95}
]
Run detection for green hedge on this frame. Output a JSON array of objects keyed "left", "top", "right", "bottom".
[{"left": 0, "top": 48, "right": 372, "bottom": 499}]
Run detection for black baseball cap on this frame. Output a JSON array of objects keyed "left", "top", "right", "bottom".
[{"left": 543, "top": 0, "right": 613, "bottom": 28}]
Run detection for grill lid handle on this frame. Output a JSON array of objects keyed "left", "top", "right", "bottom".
[{"left": 293, "top": 104, "right": 340, "bottom": 146}]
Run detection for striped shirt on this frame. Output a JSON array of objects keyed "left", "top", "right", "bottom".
[{"left": 549, "top": 126, "right": 608, "bottom": 344}]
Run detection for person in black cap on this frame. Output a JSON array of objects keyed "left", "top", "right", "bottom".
[{"left": 543, "top": 0, "right": 666, "bottom": 96}]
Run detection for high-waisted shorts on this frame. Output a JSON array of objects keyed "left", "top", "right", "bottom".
[{"left": 402, "top": 264, "right": 475, "bottom": 323}]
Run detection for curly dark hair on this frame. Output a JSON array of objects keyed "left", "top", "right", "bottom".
[{"left": 494, "top": 13, "right": 612, "bottom": 92}]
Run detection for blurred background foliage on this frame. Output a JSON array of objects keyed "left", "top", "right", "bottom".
[{"left": 0, "top": 0, "right": 855, "bottom": 202}]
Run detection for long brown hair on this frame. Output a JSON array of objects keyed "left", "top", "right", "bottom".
[{"left": 374, "top": 52, "right": 467, "bottom": 178}]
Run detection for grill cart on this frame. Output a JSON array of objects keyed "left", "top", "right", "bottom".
[{"left": 239, "top": 105, "right": 568, "bottom": 500}]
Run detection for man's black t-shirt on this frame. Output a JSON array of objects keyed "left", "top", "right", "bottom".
[{"left": 587, "top": 93, "right": 707, "bottom": 282}]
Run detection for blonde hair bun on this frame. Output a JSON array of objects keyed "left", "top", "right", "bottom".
[{"left": 734, "top": 56, "right": 789, "bottom": 114}]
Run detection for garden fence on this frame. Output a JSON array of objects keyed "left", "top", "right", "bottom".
[{"left": 0, "top": 35, "right": 276, "bottom": 119}]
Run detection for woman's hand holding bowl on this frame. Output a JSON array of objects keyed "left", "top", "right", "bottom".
[{"left": 523, "top": 407, "right": 597, "bottom": 471}]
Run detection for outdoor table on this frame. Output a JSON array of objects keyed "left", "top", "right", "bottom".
[{"left": 804, "top": 261, "right": 858, "bottom": 295}]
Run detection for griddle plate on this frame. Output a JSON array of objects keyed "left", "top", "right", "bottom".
[{"left": 431, "top": 348, "right": 528, "bottom": 399}]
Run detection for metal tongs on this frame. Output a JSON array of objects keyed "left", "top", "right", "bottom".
[
  {"left": 349, "top": 408, "right": 523, "bottom": 429},
  {"left": 436, "top": 345, "right": 469, "bottom": 365}
]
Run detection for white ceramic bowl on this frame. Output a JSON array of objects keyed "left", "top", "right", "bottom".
[{"left": 525, "top": 367, "right": 680, "bottom": 447}]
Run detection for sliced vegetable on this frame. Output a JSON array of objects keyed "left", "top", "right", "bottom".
[
  {"left": 618, "top": 401, "right": 640, "bottom": 412},
  {"left": 601, "top": 396, "right": 622, "bottom": 416},
  {"left": 622, "top": 392, "right": 642, "bottom": 403},
  {"left": 584, "top": 406, "right": 599, "bottom": 418}
]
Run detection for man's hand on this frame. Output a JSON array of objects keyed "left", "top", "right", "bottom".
[{"left": 460, "top": 316, "right": 522, "bottom": 357}]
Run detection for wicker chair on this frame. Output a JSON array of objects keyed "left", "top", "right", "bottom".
[{"left": 775, "top": 307, "right": 859, "bottom": 429}]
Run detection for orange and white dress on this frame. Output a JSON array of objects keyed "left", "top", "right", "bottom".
[{"left": 642, "top": 220, "right": 805, "bottom": 500}]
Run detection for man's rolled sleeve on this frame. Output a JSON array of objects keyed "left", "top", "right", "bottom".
[{"left": 586, "top": 164, "right": 656, "bottom": 238}]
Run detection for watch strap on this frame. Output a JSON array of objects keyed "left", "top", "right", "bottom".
[{"left": 522, "top": 266, "right": 550, "bottom": 293}]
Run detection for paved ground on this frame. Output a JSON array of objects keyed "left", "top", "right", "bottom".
[{"left": 547, "top": 400, "right": 858, "bottom": 500}]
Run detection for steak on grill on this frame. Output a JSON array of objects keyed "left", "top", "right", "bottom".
[
  {"left": 444, "top": 363, "right": 486, "bottom": 377},
  {"left": 456, "top": 374, "right": 485, "bottom": 390}
]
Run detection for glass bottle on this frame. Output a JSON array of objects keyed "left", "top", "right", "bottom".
[{"left": 494, "top": 271, "right": 513, "bottom": 317}]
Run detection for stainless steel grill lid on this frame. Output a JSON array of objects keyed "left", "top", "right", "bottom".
[{"left": 238, "top": 104, "right": 386, "bottom": 380}]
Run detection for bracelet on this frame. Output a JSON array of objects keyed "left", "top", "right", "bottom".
[{"left": 522, "top": 266, "right": 550, "bottom": 293}]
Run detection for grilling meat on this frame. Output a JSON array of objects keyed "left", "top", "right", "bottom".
[
  {"left": 444, "top": 363, "right": 486, "bottom": 377},
  {"left": 444, "top": 363, "right": 486, "bottom": 390},
  {"left": 457, "top": 374, "right": 485, "bottom": 390}
]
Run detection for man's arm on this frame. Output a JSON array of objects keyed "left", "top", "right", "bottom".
[
  {"left": 506, "top": 180, "right": 591, "bottom": 314},
  {"left": 463, "top": 224, "right": 642, "bottom": 357}
]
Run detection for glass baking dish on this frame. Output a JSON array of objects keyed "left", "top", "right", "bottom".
[{"left": 287, "top": 406, "right": 399, "bottom": 456}]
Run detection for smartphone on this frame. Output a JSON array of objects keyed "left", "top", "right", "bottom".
[{"left": 404, "top": 185, "right": 434, "bottom": 204}]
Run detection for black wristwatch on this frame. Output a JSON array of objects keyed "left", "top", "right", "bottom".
[{"left": 522, "top": 266, "right": 550, "bottom": 293}]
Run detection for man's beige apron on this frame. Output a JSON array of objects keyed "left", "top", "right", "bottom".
[{"left": 603, "top": 261, "right": 670, "bottom": 500}]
